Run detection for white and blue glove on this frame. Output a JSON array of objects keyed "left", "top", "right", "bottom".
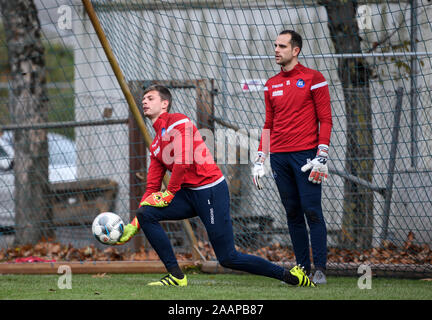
[
  {"left": 252, "top": 151, "right": 266, "bottom": 190},
  {"left": 301, "top": 144, "right": 329, "bottom": 184}
]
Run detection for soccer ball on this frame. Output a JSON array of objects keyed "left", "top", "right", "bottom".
[{"left": 92, "top": 212, "right": 124, "bottom": 245}]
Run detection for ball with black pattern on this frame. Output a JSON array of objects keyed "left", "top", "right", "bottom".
[{"left": 92, "top": 212, "right": 124, "bottom": 245}]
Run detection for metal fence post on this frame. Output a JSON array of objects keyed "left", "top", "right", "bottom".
[{"left": 381, "top": 87, "right": 404, "bottom": 244}]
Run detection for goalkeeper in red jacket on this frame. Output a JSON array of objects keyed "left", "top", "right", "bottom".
[
  {"left": 116, "top": 84, "right": 315, "bottom": 287},
  {"left": 252, "top": 30, "right": 333, "bottom": 284}
]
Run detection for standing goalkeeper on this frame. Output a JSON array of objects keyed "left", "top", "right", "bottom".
[
  {"left": 252, "top": 30, "right": 332, "bottom": 284},
  {"left": 116, "top": 84, "right": 315, "bottom": 287}
]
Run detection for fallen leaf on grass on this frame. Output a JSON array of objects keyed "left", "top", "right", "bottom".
[{"left": 92, "top": 273, "right": 110, "bottom": 278}]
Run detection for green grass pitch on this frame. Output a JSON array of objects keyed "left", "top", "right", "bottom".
[{"left": 0, "top": 273, "right": 431, "bottom": 300}]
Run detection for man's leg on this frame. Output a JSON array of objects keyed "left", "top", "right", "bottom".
[
  {"left": 290, "top": 149, "right": 328, "bottom": 273},
  {"left": 136, "top": 189, "right": 195, "bottom": 277},
  {"left": 190, "top": 180, "right": 308, "bottom": 285},
  {"left": 270, "top": 153, "right": 311, "bottom": 274}
]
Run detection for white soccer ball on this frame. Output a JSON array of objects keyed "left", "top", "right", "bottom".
[{"left": 92, "top": 212, "right": 124, "bottom": 245}]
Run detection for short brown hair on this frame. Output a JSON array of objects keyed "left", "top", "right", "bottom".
[
  {"left": 279, "top": 30, "right": 302, "bottom": 54},
  {"left": 143, "top": 85, "right": 172, "bottom": 112}
]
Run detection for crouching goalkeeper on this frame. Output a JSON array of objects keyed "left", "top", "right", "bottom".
[{"left": 116, "top": 85, "right": 315, "bottom": 287}]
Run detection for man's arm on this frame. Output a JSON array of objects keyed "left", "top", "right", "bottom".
[
  {"left": 301, "top": 71, "right": 333, "bottom": 184},
  {"left": 116, "top": 153, "right": 167, "bottom": 245},
  {"left": 141, "top": 154, "right": 167, "bottom": 200},
  {"left": 165, "top": 120, "right": 193, "bottom": 195},
  {"left": 140, "top": 116, "right": 192, "bottom": 208},
  {"left": 311, "top": 71, "right": 332, "bottom": 145},
  {"left": 253, "top": 85, "right": 273, "bottom": 190},
  {"left": 257, "top": 86, "right": 273, "bottom": 155}
]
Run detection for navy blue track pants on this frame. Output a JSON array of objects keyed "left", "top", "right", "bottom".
[
  {"left": 136, "top": 179, "right": 285, "bottom": 281},
  {"left": 270, "top": 150, "right": 327, "bottom": 272}
]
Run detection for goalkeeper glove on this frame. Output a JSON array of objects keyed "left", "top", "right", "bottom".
[
  {"left": 116, "top": 216, "right": 140, "bottom": 245},
  {"left": 140, "top": 190, "right": 174, "bottom": 207},
  {"left": 301, "top": 144, "right": 329, "bottom": 184},
  {"left": 252, "top": 151, "right": 266, "bottom": 190}
]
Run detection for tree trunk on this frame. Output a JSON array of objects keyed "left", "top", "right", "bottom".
[
  {"left": 319, "top": 0, "right": 375, "bottom": 249},
  {"left": 0, "top": 0, "right": 51, "bottom": 245}
]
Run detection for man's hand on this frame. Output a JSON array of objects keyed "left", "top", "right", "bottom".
[
  {"left": 116, "top": 216, "right": 140, "bottom": 245},
  {"left": 301, "top": 144, "right": 329, "bottom": 184},
  {"left": 252, "top": 152, "right": 266, "bottom": 190},
  {"left": 140, "top": 190, "right": 174, "bottom": 207}
]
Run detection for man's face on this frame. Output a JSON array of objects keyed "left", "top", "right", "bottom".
[
  {"left": 274, "top": 33, "right": 300, "bottom": 66},
  {"left": 142, "top": 90, "right": 168, "bottom": 119}
]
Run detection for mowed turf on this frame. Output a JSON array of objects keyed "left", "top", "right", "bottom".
[{"left": 0, "top": 273, "right": 431, "bottom": 300}]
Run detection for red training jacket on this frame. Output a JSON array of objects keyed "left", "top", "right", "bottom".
[
  {"left": 143, "top": 112, "right": 223, "bottom": 199},
  {"left": 258, "top": 63, "right": 332, "bottom": 154}
]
